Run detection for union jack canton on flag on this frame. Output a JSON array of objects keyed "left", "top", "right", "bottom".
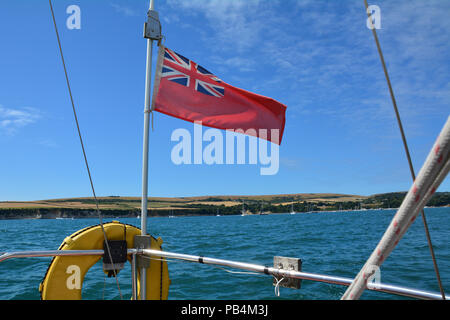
[{"left": 161, "top": 48, "right": 225, "bottom": 98}]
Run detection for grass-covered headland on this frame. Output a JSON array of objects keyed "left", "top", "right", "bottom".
[{"left": 0, "top": 192, "right": 448, "bottom": 219}]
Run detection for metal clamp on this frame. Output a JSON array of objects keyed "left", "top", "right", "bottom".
[
  {"left": 143, "top": 10, "right": 162, "bottom": 41},
  {"left": 273, "top": 256, "right": 302, "bottom": 289},
  {"left": 134, "top": 235, "right": 152, "bottom": 269}
]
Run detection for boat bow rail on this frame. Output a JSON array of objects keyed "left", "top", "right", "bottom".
[{"left": 0, "top": 248, "right": 447, "bottom": 300}]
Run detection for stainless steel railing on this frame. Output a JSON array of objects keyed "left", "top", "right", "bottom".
[{"left": 1, "top": 248, "right": 447, "bottom": 300}]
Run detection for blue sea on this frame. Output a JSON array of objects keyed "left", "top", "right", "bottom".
[{"left": 0, "top": 208, "right": 449, "bottom": 300}]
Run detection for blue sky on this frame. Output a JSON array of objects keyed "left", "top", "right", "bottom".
[{"left": 0, "top": 0, "right": 449, "bottom": 201}]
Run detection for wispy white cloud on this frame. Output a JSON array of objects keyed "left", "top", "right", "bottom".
[
  {"left": 162, "top": 13, "right": 180, "bottom": 25},
  {"left": 165, "top": 0, "right": 448, "bottom": 141},
  {"left": 110, "top": 3, "right": 140, "bottom": 17},
  {"left": 0, "top": 105, "right": 41, "bottom": 135},
  {"left": 211, "top": 56, "right": 256, "bottom": 73},
  {"left": 167, "top": 0, "right": 272, "bottom": 52},
  {"left": 264, "top": 1, "right": 448, "bottom": 133},
  {"left": 280, "top": 157, "right": 301, "bottom": 171},
  {"left": 377, "top": 0, "right": 450, "bottom": 113}
]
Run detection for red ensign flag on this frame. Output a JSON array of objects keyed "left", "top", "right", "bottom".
[{"left": 151, "top": 45, "right": 287, "bottom": 145}]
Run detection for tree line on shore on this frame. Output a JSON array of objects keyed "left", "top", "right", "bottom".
[{"left": 0, "top": 192, "right": 448, "bottom": 219}]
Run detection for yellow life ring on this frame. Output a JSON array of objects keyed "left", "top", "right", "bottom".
[{"left": 39, "top": 221, "right": 170, "bottom": 300}]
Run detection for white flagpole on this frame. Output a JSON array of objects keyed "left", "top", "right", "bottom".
[
  {"left": 141, "top": 0, "right": 155, "bottom": 236},
  {"left": 141, "top": 11, "right": 153, "bottom": 237},
  {"left": 140, "top": 0, "right": 156, "bottom": 300}
]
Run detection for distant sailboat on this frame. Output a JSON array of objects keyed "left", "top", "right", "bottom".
[
  {"left": 304, "top": 202, "right": 312, "bottom": 213},
  {"left": 290, "top": 203, "right": 296, "bottom": 215},
  {"left": 241, "top": 202, "right": 247, "bottom": 216},
  {"left": 259, "top": 202, "right": 268, "bottom": 215}
]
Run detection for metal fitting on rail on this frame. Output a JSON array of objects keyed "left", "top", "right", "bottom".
[{"left": 143, "top": 10, "right": 162, "bottom": 41}]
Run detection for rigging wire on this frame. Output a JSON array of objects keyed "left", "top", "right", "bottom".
[
  {"left": 48, "top": 0, "right": 123, "bottom": 300},
  {"left": 364, "top": 0, "right": 445, "bottom": 300},
  {"left": 273, "top": 276, "right": 286, "bottom": 297}
]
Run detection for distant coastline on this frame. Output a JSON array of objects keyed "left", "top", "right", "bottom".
[{"left": 0, "top": 192, "right": 449, "bottom": 220}]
